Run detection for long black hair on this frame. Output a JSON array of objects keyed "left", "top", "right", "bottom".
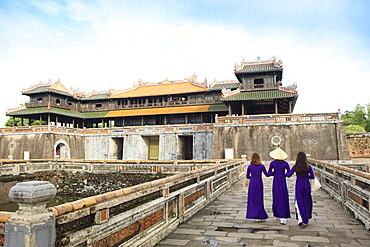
[{"left": 295, "top": 151, "right": 308, "bottom": 176}]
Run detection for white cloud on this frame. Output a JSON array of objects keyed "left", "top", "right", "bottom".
[{"left": 0, "top": 0, "right": 369, "bottom": 126}]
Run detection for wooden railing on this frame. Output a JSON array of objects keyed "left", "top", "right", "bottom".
[
  {"left": 309, "top": 158, "right": 370, "bottom": 230},
  {"left": 0, "top": 159, "right": 246, "bottom": 247}
]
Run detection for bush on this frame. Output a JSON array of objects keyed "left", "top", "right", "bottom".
[{"left": 344, "top": 125, "right": 366, "bottom": 133}]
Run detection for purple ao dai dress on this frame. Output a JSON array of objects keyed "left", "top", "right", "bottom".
[
  {"left": 246, "top": 164, "right": 270, "bottom": 220},
  {"left": 268, "top": 160, "right": 291, "bottom": 219},
  {"left": 286, "top": 165, "right": 315, "bottom": 224}
]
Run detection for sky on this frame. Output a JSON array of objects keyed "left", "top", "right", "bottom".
[{"left": 0, "top": 0, "right": 369, "bottom": 126}]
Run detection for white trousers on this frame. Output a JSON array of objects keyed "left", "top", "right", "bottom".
[{"left": 295, "top": 200, "right": 303, "bottom": 223}]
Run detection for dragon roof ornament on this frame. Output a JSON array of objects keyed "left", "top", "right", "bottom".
[
  {"left": 234, "top": 56, "right": 283, "bottom": 72},
  {"left": 22, "top": 79, "right": 110, "bottom": 98}
]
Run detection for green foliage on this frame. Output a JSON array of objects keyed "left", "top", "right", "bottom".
[
  {"left": 5, "top": 118, "right": 47, "bottom": 127},
  {"left": 344, "top": 125, "right": 366, "bottom": 133},
  {"left": 343, "top": 103, "right": 370, "bottom": 132}
]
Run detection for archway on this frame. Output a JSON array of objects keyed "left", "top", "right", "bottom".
[{"left": 54, "top": 140, "right": 71, "bottom": 159}]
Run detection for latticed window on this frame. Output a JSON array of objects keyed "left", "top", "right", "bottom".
[{"left": 254, "top": 78, "right": 264, "bottom": 88}]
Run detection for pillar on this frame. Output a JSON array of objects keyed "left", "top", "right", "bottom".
[
  {"left": 275, "top": 101, "right": 278, "bottom": 114},
  {"left": 5, "top": 181, "right": 57, "bottom": 247},
  {"left": 47, "top": 114, "right": 51, "bottom": 131}
]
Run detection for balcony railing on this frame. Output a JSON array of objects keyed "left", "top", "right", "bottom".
[
  {"left": 0, "top": 123, "right": 215, "bottom": 135},
  {"left": 216, "top": 112, "right": 341, "bottom": 125}
]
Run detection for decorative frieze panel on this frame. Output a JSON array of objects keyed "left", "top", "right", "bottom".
[
  {"left": 92, "top": 209, "right": 163, "bottom": 247},
  {"left": 348, "top": 191, "right": 369, "bottom": 210},
  {"left": 184, "top": 189, "right": 205, "bottom": 210}
]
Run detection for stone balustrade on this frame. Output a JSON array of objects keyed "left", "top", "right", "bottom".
[
  {"left": 0, "top": 159, "right": 246, "bottom": 246},
  {"left": 309, "top": 158, "right": 370, "bottom": 229},
  {"left": 0, "top": 159, "right": 224, "bottom": 176},
  {"left": 216, "top": 112, "right": 340, "bottom": 125},
  {"left": 0, "top": 123, "right": 214, "bottom": 135}
]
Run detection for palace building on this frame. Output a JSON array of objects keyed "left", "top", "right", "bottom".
[{"left": 6, "top": 57, "right": 298, "bottom": 128}]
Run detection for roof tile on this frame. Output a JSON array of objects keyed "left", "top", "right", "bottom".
[{"left": 221, "top": 90, "right": 298, "bottom": 101}]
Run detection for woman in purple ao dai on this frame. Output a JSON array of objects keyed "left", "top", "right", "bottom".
[
  {"left": 286, "top": 152, "right": 315, "bottom": 226},
  {"left": 246, "top": 153, "right": 271, "bottom": 222},
  {"left": 268, "top": 148, "right": 291, "bottom": 225}
]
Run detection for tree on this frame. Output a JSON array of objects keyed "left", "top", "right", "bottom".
[
  {"left": 343, "top": 103, "right": 370, "bottom": 132},
  {"left": 5, "top": 117, "right": 29, "bottom": 127},
  {"left": 5, "top": 118, "right": 47, "bottom": 127}
]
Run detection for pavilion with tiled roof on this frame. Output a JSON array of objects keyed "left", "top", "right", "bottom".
[
  {"left": 6, "top": 57, "right": 298, "bottom": 127},
  {"left": 222, "top": 57, "right": 298, "bottom": 115}
]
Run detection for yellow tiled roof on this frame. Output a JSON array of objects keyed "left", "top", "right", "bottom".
[
  {"left": 110, "top": 82, "right": 207, "bottom": 98},
  {"left": 105, "top": 105, "right": 211, "bottom": 117}
]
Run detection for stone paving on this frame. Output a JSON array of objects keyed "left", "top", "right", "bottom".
[{"left": 156, "top": 176, "right": 370, "bottom": 247}]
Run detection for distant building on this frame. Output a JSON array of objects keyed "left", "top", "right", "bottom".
[{"left": 6, "top": 57, "right": 298, "bottom": 127}]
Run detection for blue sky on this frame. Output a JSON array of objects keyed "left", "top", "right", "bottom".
[{"left": 1, "top": 0, "right": 369, "bottom": 126}]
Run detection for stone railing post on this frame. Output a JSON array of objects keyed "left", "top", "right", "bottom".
[{"left": 5, "top": 181, "right": 57, "bottom": 247}]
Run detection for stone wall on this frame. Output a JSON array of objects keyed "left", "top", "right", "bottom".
[
  {"left": 0, "top": 120, "right": 350, "bottom": 161},
  {"left": 0, "top": 133, "right": 85, "bottom": 160},
  {"left": 346, "top": 133, "right": 370, "bottom": 158},
  {"left": 211, "top": 122, "right": 350, "bottom": 161},
  {"left": 84, "top": 129, "right": 214, "bottom": 160}
]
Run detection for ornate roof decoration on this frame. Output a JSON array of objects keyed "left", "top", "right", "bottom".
[
  {"left": 209, "top": 79, "right": 239, "bottom": 88},
  {"left": 221, "top": 88, "right": 241, "bottom": 98},
  {"left": 6, "top": 105, "right": 27, "bottom": 114},
  {"left": 22, "top": 79, "right": 110, "bottom": 99},
  {"left": 109, "top": 74, "right": 208, "bottom": 98},
  {"left": 234, "top": 56, "right": 283, "bottom": 72}
]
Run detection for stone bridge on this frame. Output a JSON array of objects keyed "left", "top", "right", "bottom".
[{"left": 0, "top": 158, "right": 369, "bottom": 246}]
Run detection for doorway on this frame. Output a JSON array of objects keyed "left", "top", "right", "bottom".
[
  {"left": 143, "top": 136, "right": 159, "bottom": 160},
  {"left": 112, "top": 137, "right": 124, "bottom": 159},
  {"left": 178, "top": 135, "right": 193, "bottom": 160}
]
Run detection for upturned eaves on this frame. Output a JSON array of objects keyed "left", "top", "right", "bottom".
[{"left": 221, "top": 90, "right": 298, "bottom": 101}]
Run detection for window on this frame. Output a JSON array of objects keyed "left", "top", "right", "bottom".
[
  {"left": 56, "top": 99, "right": 61, "bottom": 105},
  {"left": 254, "top": 78, "right": 264, "bottom": 88},
  {"left": 37, "top": 98, "right": 43, "bottom": 103},
  {"left": 96, "top": 104, "right": 102, "bottom": 108}
]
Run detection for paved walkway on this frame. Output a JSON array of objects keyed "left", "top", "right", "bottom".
[{"left": 156, "top": 176, "right": 370, "bottom": 247}]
